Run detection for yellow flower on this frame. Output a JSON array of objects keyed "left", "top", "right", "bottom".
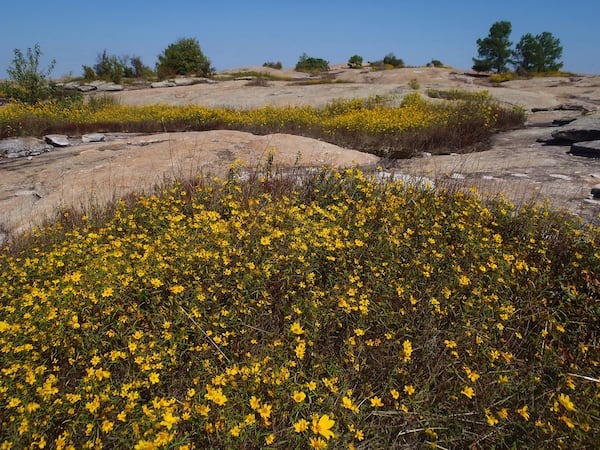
[
  {"left": 401, "top": 340, "right": 412, "bottom": 362},
  {"left": 390, "top": 389, "right": 400, "bottom": 400},
  {"left": 309, "top": 437, "right": 328, "bottom": 449},
  {"left": 460, "top": 386, "right": 475, "bottom": 399},
  {"left": 160, "top": 411, "right": 180, "bottom": 430},
  {"left": 517, "top": 405, "right": 530, "bottom": 421},
  {"left": 148, "top": 372, "right": 160, "bottom": 384},
  {"left": 559, "top": 415, "right": 575, "bottom": 428},
  {"left": 558, "top": 393, "right": 576, "bottom": 412},
  {"left": 342, "top": 396, "right": 359, "bottom": 413},
  {"left": 294, "top": 419, "right": 309, "bottom": 433},
  {"left": 205, "top": 386, "right": 227, "bottom": 406},
  {"left": 102, "top": 420, "right": 114, "bottom": 433},
  {"left": 265, "top": 434, "right": 275, "bottom": 445},
  {"left": 169, "top": 285, "right": 184, "bottom": 294},
  {"left": 403, "top": 385, "right": 415, "bottom": 396},
  {"left": 312, "top": 414, "right": 335, "bottom": 440},
  {"left": 292, "top": 391, "right": 307, "bottom": 403},
  {"left": 370, "top": 396, "right": 384, "bottom": 407},
  {"left": 290, "top": 321, "right": 305, "bottom": 335}
]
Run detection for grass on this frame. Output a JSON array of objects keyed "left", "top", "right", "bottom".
[
  {"left": 0, "top": 90, "right": 525, "bottom": 158},
  {"left": 1, "top": 164, "right": 599, "bottom": 449}
]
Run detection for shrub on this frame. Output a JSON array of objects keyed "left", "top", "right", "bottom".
[
  {"left": 156, "top": 37, "right": 213, "bottom": 79},
  {"left": 408, "top": 78, "right": 420, "bottom": 89},
  {"left": 489, "top": 72, "right": 515, "bottom": 83},
  {"left": 93, "top": 50, "right": 124, "bottom": 83},
  {"left": 428, "top": 59, "right": 444, "bottom": 68},
  {"left": 383, "top": 52, "right": 405, "bottom": 68},
  {"left": 295, "top": 53, "right": 330, "bottom": 73},
  {"left": 347, "top": 54, "right": 363, "bottom": 69},
  {"left": 1, "top": 43, "right": 56, "bottom": 103},
  {"left": 263, "top": 61, "right": 282, "bottom": 70}
]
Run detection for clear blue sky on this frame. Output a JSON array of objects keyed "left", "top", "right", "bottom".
[{"left": 1, "top": 0, "right": 599, "bottom": 79}]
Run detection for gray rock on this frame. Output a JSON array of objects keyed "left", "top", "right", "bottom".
[
  {"left": 551, "top": 114, "right": 600, "bottom": 142},
  {"left": 63, "top": 81, "right": 81, "bottom": 90},
  {"left": 570, "top": 140, "right": 600, "bottom": 157},
  {"left": 151, "top": 81, "right": 176, "bottom": 88},
  {"left": 0, "top": 137, "right": 52, "bottom": 158},
  {"left": 173, "top": 78, "right": 195, "bottom": 86},
  {"left": 82, "top": 133, "right": 105, "bottom": 143},
  {"left": 44, "top": 135, "right": 71, "bottom": 147},
  {"left": 96, "top": 82, "right": 124, "bottom": 92},
  {"left": 77, "top": 84, "right": 97, "bottom": 92}
]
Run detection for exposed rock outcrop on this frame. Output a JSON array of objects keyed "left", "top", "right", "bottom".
[
  {"left": 0, "top": 137, "right": 53, "bottom": 158},
  {"left": 551, "top": 114, "right": 600, "bottom": 142}
]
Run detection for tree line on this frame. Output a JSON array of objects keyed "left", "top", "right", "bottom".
[{"left": 472, "top": 20, "right": 563, "bottom": 74}]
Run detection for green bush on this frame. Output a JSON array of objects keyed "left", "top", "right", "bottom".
[
  {"left": 263, "top": 61, "right": 283, "bottom": 70},
  {"left": 383, "top": 52, "right": 405, "bottom": 68},
  {"left": 1, "top": 43, "right": 56, "bottom": 103},
  {"left": 408, "top": 78, "right": 420, "bottom": 89},
  {"left": 347, "top": 54, "right": 363, "bottom": 69},
  {"left": 428, "top": 59, "right": 444, "bottom": 68},
  {"left": 295, "top": 53, "right": 330, "bottom": 73},
  {"left": 156, "top": 37, "right": 213, "bottom": 79}
]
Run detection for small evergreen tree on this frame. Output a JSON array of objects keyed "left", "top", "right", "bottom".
[
  {"left": 472, "top": 21, "right": 513, "bottom": 73},
  {"left": 156, "top": 38, "right": 212, "bottom": 79},
  {"left": 347, "top": 55, "right": 363, "bottom": 69},
  {"left": 383, "top": 53, "right": 404, "bottom": 68},
  {"left": 514, "top": 32, "right": 563, "bottom": 73}
]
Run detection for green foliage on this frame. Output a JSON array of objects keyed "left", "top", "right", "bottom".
[
  {"left": 514, "top": 32, "right": 563, "bottom": 74},
  {"left": 489, "top": 72, "right": 515, "bottom": 83},
  {"left": 408, "top": 78, "right": 420, "bottom": 89},
  {"left": 92, "top": 50, "right": 124, "bottom": 83},
  {"left": 428, "top": 59, "right": 444, "bottom": 68},
  {"left": 347, "top": 54, "right": 363, "bottom": 69},
  {"left": 382, "top": 52, "right": 405, "bottom": 68},
  {"left": 472, "top": 21, "right": 513, "bottom": 73},
  {"left": 263, "top": 61, "right": 283, "bottom": 70},
  {"left": 81, "top": 65, "right": 96, "bottom": 81},
  {"left": 1, "top": 43, "right": 56, "bottom": 103},
  {"left": 156, "top": 37, "right": 213, "bottom": 79},
  {"left": 295, "top": 53, "right": 330, "bottom": 73}
]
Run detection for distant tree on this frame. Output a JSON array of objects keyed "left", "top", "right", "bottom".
[
  {"left": 472, "top": 21, "right": 513, "bottom": 73},
  {"left": 2, "top": 43, "right": 56, "bottom": 103},
  {"left": 263, "top": 61, "right": 282, "bottom": 70},
  {"left": 156, "top": 38, "right": 212, "bottom": 79},
  {"left": 383, "top": 53, "right": 404, "bottom": 68},
  {"left": 295, "top": 53, "right": 330, "bottom": 73},
  {"left": 514, "top": 32, "right": 563, "bottom": 74},
  {"left": 93, "top": 50, "right": 124, "bottom": 83},
  {"left": 347, "top": 54, "right": 363, "bottom": 69},
  {"left": 428, "top": 59, "right": 444, "bottom": 68}
]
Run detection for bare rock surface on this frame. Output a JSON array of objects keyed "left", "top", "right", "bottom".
[{"left": 2, "top": 66, "right": 600, "bottom": 240}]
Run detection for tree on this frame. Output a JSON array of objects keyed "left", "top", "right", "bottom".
[
  {"left": 295, "top": 53, "right": 330, "bottom": 73},
  {"left": 347, "top": 54, "right": 363, "bottom": 69},
  {"left": 93, "top": 50, "right": 124, "bottom": 83},
  {"left": 156, "top": 37, "right": 212, "bottom": 79},
  {"left": 383, "top": 53, "right": 404, "bottom": 68},
  {"left": 2, "top": 43, "right": 56, "bottom": 103},
  {"left": 472, "top": 21, "right": 513, "bottom": 73},
  {"left": 514, "top": 32, "right": 563, "bottom": 74}
]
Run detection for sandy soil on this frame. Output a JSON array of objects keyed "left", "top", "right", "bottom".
[{"left": 2, "top": 66, "right": 600, "bottom": 240}]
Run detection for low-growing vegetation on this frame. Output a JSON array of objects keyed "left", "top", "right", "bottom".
[
  {"left": 1, "top": 166, "right": 599, "bottom": 449},
  {"left": 0, "top": 90, "right": 525, "bottom": 157},
  {"left": 295, "top": 54, "right": 330, "bottom": 73}
]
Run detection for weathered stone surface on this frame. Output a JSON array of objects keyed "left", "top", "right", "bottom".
[
  {"left": 172, "top": 78, "right": 196, "bottom": 86},
  {"left": 551, "top": 115, "right": 600, "bottom": 142},
  {"left": 44, "top": 135, "right": 71, "bottom": 147},
  {"left": 570, "top": 140, "right": 600, "bottom": 157},
  {"left": 77, "top": 84, "right": 97, "bottom": 92},
  {"left": 150, "top": 81, "right": 176, "bottom": 88},
  {"left": 82, "top": 133, "right": 105, "bottom": 143},
  {"left": 591, "top": 183, "right": 600, "bottom": 198},
  {"left": 96, "top": 82, "right": 124, "bottom": 92},
  {"left": 0, "top": 137, "right": 52, "bottom": 158}
]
